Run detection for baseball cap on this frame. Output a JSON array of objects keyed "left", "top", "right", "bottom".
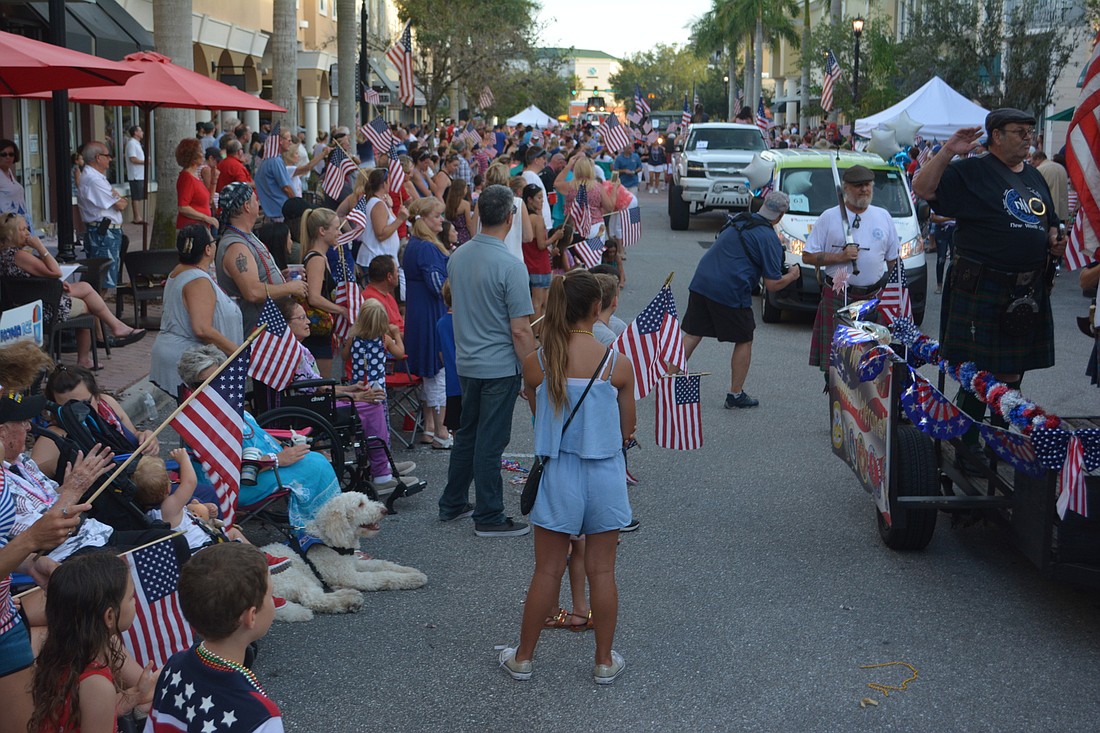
[
  {"left": 758, "top": 191, "right": 790, "bottom": 222},
  {"left": 0, "top": 392, "right": 46, "bottom": 423},
  {"left": 985, "top": 108, "right": 1036, "bottom": 134},
  {"left": 842, "top": 165, "right": 875, "bottom": 184}
]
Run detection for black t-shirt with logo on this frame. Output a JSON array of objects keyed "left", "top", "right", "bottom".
[{"left": 930, "top": 153, "right": 1058, "bottom": 271}]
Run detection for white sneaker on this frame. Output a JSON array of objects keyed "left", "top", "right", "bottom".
[
  {"left": 393, "top": 460, "right": 417, "bottom": 475},
  {"left": 499, "top": 647, "right": 533, "bottom": 681},
  {"left": 594, "top": 650, "right": 626, "bottom": 685}
]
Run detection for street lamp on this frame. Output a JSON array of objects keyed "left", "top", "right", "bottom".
[
  {"left": 724, "top": 75, "right": 731, "bottom": 120},
  {"left": 852, "top": 16, "right": 864, "bottom": 110}
]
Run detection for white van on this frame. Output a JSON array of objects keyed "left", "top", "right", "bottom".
[{"left": 758, "top": 149, "right": 927, "bottom": 324}]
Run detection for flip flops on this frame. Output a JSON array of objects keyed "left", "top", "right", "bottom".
[{"left": 98, "top": 328, "right": 146, "bottom": 348}]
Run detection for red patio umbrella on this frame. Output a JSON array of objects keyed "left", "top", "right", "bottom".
[{"left": 0, "top": 29, "right": 138, "bottom": 95}]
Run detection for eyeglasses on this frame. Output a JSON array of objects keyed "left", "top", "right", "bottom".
[
  {"left": 851, "top": 214, "right": 861, "bottom": 230},
  {"left": 289, "top": 314, "right": 309, "bottom": 322},
  {"left": 97, "top": 152, "right": 112, "bottom": 159},
  {"left": 1003, "top": 127, "right": 1036, "bottom": 139},
  {"left": 0, "top": 151, "right": 15, "bottom": 158}
]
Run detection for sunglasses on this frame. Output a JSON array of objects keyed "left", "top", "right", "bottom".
[
  {"left": 851, "top": 214, "right": 861, "bottom": 230},
  {"left": 0, "top": 151, "right": 15, "bottom": 158}
]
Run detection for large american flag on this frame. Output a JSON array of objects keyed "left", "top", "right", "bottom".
[
  {"left": 602, "top": 114, "right": 632, "bottom": 154},
  {"left": 362, "top": 116, "right": 396, "bottom": 156},
  {"left": 634, "top": 83, "right": 650, "bottom": 116},
  {"left": 340, "top": 195, "right": 370, "bottom": 245},
  {"left": 322, "top": 144, "right": 357, "bottom": 201},
  {"left": 331, "top": 244, "right": 360, "bottom": 343},
  {"left": 479, "top": 85, "right": 495, "bottom": 110},
  {"left": 569, "top": 183, "right": 593, "bottom": 236},
  {"left": 1066, "top": 209, "right": 1092, "bottom": 271},
  {"left": 171, "top": 348, "right": 247, "bottom": 526},
  {"left": 249, "top": 299, "right": 300, "bottom": 391},
  {"left": 656, "top": 374, "right": 702, "bottom": 450},
  {"left": 385, "top": 21, "right": 415, "bottom": 107},
  {"left": 1067, "top": 32, "right": 1100, "bottom": 267},
  {"left": 821, "top": 50, "right": 841, "bottom": 113},
  {"left": 680, "top": 95, "right": 691, "bottom": 131},
  {"left": 363, "top": 86, "right": 382, "bottom": 105},
  {"left": 878, "top": 260, "right": 912, "bottom": 326},
  {"left": 612, "top": 284, "right": 686, "bottom": 400},
  {"left": 618, "top": 207, "right": 641, "bottom": 248},
  {"left": 122, "top": 537, "right": 195, "bottom": 669},
  {"left": 262, "top": 121, "right": 281, "bottom": 161},
  {"left": 571, "top": 235, "right": 604, "bottom": 269}
]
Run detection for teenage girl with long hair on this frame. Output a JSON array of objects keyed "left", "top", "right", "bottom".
[
  {"left": 29, "top": 552, "right": 155, "bottom": 732},
  {"left": 500, "top": 270, "right": 636, "bottom": 685}
]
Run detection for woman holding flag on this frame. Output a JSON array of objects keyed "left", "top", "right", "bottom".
[{"left": 554, "top": 155, "right": 614, "bottom": 239}]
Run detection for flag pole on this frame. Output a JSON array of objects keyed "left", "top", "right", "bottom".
[
  {"left": 84, "top": 326, "right": 266, "bottom": 505},
  {"left": 663, "top": 271, "right": 674, "bottom": 288}
]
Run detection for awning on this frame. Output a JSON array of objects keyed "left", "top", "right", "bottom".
[
  {"left": 1045, "top": 106, "right": 1074, "bottom": 122},
  {"left": 27, "top": 0, "right": 153, "bottom": 61}
]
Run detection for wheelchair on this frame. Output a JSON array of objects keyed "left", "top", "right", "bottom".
[{"left": 254, "top": 377, "right": 425, "bottom": 513}]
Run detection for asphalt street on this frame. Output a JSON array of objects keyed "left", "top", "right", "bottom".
[{"left": 251, "top": 190, "right": 1100, "bottom": 732}]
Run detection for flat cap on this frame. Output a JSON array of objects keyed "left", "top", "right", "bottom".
[
  {"left": 985, "top": 107, "right": 1035, "bottom": 134},
  {"left": 842, "top": 165, "right": 875, "bottom": 184}
]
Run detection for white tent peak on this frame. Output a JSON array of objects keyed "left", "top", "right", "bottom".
[
  {"left": 506, "top": 104, "right": 558, "bottom": 128},
  {"left": 855, "top": 76, "right": 989, "bottom": 141}
]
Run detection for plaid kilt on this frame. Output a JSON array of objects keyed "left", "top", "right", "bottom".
[
  {"left": 809, "top": 285, "right": 881, "bottom": 370},
  {"left": 939, "top": 266, "right": 1054, "bottom": 374}
]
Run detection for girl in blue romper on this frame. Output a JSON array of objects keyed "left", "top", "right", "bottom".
[{"left": 500, "top": 270, "right": 636, "bottom": 685}]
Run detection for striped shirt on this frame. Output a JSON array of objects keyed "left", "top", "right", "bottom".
[{"left": 0, "top": 478, "right": 18, "bottom": 635}]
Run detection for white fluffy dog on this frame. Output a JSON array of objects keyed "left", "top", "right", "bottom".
[{"left": 261, "top": 492, "right": 428, "bottom": 622}]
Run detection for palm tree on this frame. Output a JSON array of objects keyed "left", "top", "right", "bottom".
[
  {"left": 337, "top": 0, "right": 357, "bottom": 131},
  {"left": 272, "top": 0, "right": 298, "bottom": 130},
  {"left": 705, "top": 0, "right": 800, "bottom": 116},
  {"left": 152, "top": 0, "right": 193, "bottom": 245}
]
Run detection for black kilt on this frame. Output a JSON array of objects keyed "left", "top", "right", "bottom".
[{"left": 939, "top": 264, "right": 1054, "bottom": 374}]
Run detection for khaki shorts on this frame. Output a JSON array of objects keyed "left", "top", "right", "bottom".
[{"left": 69, "top": 297, "right": 88, "bottom": 317}]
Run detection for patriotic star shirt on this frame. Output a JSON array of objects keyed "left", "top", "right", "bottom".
[{"left": 145, "top": 645, "right": 283, "bottom": 733}]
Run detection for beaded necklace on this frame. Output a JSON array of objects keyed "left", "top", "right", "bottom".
[{"left": 196, "top": 642, "right": 269, "bottom": 697}]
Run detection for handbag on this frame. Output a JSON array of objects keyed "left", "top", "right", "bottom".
[{"left": 521, "top": 348, "right": 610, "bottom": 515}]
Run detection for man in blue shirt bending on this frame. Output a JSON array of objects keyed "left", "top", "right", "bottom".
[{"left": 681, "top": 191, "right": 800, "bottom": 408}]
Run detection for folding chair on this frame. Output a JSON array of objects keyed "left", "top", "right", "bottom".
[
  {"left": 115, "top": 249, "right": 176, "bottom": 328},
  {"left": 385, "top": 357, "right": 424, "bottom": 449}
]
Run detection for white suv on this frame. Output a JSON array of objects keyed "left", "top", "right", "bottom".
[{"left": 668, "top": 123, "right": 767, "bottom": 230}]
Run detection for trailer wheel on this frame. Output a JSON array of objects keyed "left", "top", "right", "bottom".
[
  {"left": 878, "top": 424, "right": 938, "bottom": 550},
  {"left": 669, "top": 184, "right": 690, "bottom": 231}
]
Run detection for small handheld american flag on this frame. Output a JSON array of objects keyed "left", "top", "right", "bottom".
[
  {"left": 656, "top": 373, "right": 702, "bottom": 450},
  {"left": 680, "top": 95, "right": 691, "bottom": 131},
  {"left": 386, "top": 21, "right": 415, "bottom": 107},
  {"left": 878, "top": 260, "right": 912, "bottom": 326},
  {"left": 248, "top": 299, "right": 301, "bottom": 391},
  {"left": 122, "top": 536, "right": 195, "bottom": 669},
  {"left": 262, "top": 121, "right": 281, "bottom": 160},
  {"left": 612, "top": 284, "right": 686, "bottom": 400},
  {"left": 479, "top": 85, "right": 495, "bottom": 109},
  {"left": 634, "top": 83, "right": 650, "bottom": 116},
  {"left": 602, "top": 115, "right": 632, "bottom": 154},
  {"left": 362, "top": 117, "right": 395, "bottom": 156},
  {"left": 363, "top": 87, "right": 382, "bottom": 105},
  {"left": 619, "top": 207, "right": 641, "bottom": 248},
  {"left": 339, "top": 195, "right": 370, "bottom": 245},
  {"left": 571, "top": 235, "right": 604, "bottom": 269},
  {"left": 569, "top": 183, "right": 593, "bottom": 236},
  {"left": 821, "top": 50, "right": 841, "bottom": 113},
  {"left": 322, "top": 145, "right": 357, "bottom": 201}
]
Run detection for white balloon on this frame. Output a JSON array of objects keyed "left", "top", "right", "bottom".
[
  {"left": 741, "top": 153, "right": 775, "bottom": 190},
  {"left": 884, "top": 111, "right": 924, "bottom": 147},
  {"left": 867, "top": 128, "right": 901, "bottom": 162}
]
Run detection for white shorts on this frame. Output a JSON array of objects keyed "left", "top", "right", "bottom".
[{"left": 419, "top": 370, "right": 446, "bottom": 409}]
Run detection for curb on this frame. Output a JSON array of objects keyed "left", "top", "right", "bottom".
[{"left": 117, "top": 377, "right": 174, "bottom": 430}]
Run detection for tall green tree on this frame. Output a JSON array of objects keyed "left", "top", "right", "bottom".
[
  {"left": 802, "top": 12, "right": 903, "bottom": 120},
  {"left": 610, "top": 45, "right": 711, "bottom": 113},
  {"left": 476, "top": 50, "right": 575, "bottom": 120},
  {"left": 394, "top": 0, "right": 538, "bottom": 128}
]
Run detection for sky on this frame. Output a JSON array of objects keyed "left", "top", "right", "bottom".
[{"left": 536, "top": 0, "right": 714, "bottom": 59}]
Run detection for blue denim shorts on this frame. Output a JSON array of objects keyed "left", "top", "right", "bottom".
[
  {"left": 530, "top": 451, "right": 631, "bottom": 535},
  {"left": 0, "top": 616, "right": 33, "bottom": 677},
  {"left": 529, "top": 273, "right": 551, "bottom": 289}
]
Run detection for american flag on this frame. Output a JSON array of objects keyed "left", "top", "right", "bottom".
[
  {"left": 1058, "top": 436, "right": 1087, "bottom": 519},
  {"left": 569, "top": 183, "right": 593, "bottom": 235},
  {"left": 656, "top": 374, "right": 702, "bottom": 450},
  {"left": 1065, "top": 209, "right": 1092, "bottom": 271},
  {"left": 362, "top": 116, "right": 395, "bottom": 156},
  {"left": 385, "top": 21, "right": 415, "bottom": 107},
  {"left": 248, "top": 299, "right": 300, "bottom": 391},
  {"left": 121, "top": 537, "right": 195, "bottom": 670},
  {"left": 387, "top": 148, "right": 406, "bottom": 194},
  {"left": 170, "top": 348, "right": 247, "bottom": 526},
  {"left": 821, "top": 50, "right": 841, "bottom": 113},
  {"left": 602, "top": 114, "right": 632, "bottom": 154},
  {"left": 1067, "top": 32, "right": 1100, "bottom": 267},
  {"left": 262, "top": 121, "right": 281, "bottom": 161},
  {"left": 734, "top": 86, "right": 743, "bottom": 116},
  {"left": 331, "top": 244, "right": 360, "bottom": 343},
  {"left": 479, "top": 85, "right": 495, "bottom": 109},
  {"left": 339, "top": 195, "right": 370, "bottom": 245},
  {"left": 619, "top": 207, "right": 641, "bottom": 248},
  {"left": 322, "top": 144, "right": 357, "bottom": 201},
  {"left": 917, "top": 143, "right": 933, "bottom": 168},
  {"left": 363, "top": 86, "right": 382, "bottom": 105},
  {"left": 680, "top": 95, "right": 691, "bottom": 131},
  {"left": 612, "top": 284, "right": 686, "bottom": 400},
  {"left": 878, "top": 260, "right": 912, "bottom": 326},
  {"left": 900, "top": 376, "right": 972, "bottom": 440},
  {"left": 459, "top": 121, "right": 480, "bottom": 147},
  {"left": 756, "top": 96, "right": 770, "bottom": 136},
  {"left": 627, "top": 110, "right": 643, "bottom": 126},
  {"left": 571, "top": 235, "right": 604, "bottom": 269},
  {"left": 634, "top": 83, "right": 650, "bottom": 116}
]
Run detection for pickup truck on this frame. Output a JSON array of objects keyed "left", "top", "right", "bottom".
[{"left": 668, "top": 122, "right": 767, "bottom": 230}]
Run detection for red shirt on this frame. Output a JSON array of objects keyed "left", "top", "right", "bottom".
[
  {"left": 176, "top": 170, "right": 211, "bottom": 229},
  {"left": 522, "top": 238, "right": 550, "bottom": 275},
  {"left": 362, "top": 283, "right": 404, "bottom": 334},
  {"left": 216, "top": 155, "right": 253, "bottom": 192},
  {"left": 390, "top": 186, "right": 411, "bottom": 239}
]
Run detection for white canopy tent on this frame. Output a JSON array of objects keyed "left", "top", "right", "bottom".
[
  {"left": 506, "top": 104, "right": 558, "bottom": 128},
  {"left": 855, "top": 76, "right": 990, "bottom": 141}
]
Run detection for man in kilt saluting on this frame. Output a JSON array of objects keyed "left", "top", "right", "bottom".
[{"left": 912, "top": 108, "right": 1067, "bottom": 460}]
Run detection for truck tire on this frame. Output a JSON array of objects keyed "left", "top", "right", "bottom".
[
  {"left": 669, "top": 184, "right": 690, "bottom": 231},
  {"left": 877, "top": 424, "right": 938, "bottom": 551},
  {"left": 760, "top": 288, "right": 782, "bottom": 323}
]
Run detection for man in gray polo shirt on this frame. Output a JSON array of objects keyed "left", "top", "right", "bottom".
[{"left": 438, "top": 184, "right": 536, "bottom": 536}]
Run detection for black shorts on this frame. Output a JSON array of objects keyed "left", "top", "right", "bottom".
[
  {"left": 682, "top": 290, "right": 755, "bottom": 343},
  {"left": 128, "top": 179, "right": 146, "bottom": 201},
  {"left": 443, "top": 394, "right": 462, "bottom": 432}
]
